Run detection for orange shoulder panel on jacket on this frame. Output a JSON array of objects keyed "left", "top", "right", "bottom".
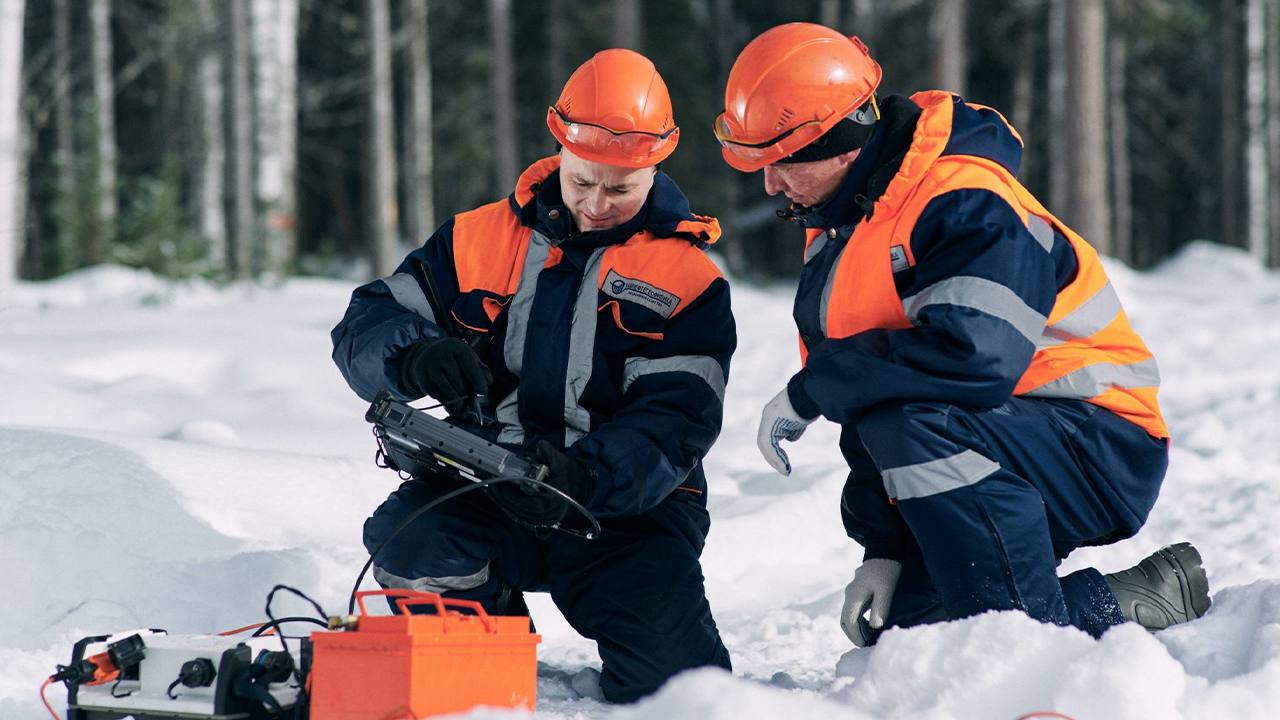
[
  {"left": 597, "top": 235, "right": 723, "bottom": 320},
  {"left": 514, "top": 156, "right": 561, "bottom": 207},
  {"left": 451, "top": 200, "right": 532, "bottom": 297}
]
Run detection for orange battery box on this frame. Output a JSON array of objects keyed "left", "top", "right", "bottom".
[{"left": 309, "top": 589, "right": 540, "bottom": 719}]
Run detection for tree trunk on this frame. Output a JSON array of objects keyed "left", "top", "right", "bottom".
[
  {"left": 251, "top": 0, "right": 298, "bottom": 277},
  {"left": 1047, "top": 0, "right": 1069, "bottom": 216},
  {"left": 228, "top": 0, "right": 255, "bottom": 279},
  {"left": 610, "top": 0, "right": 642, "bottom": 51},
  {"left": 713, "top": 0, "right": 746, "bottom": 276},
  {"left": 1267, "top": 0, "right": 1280, "bottom": 267},
  {"left": 0, "top": 0, "right": 25, "bottom": 293},
  {"left": 1065, "top": 0, "right": 1109, "bottom": 255},
  {"left": 819, "top": 0, "right": 840, "bottom": 29},
  {"left": 1244, "top": 0, "right": 1270, "bottom": 263},
  {"left": 53, "top": 0, "right": 75, "bottom": 273},
  {"left": 546, "top": 0, "right": 569, "bottom": 99},
  {"left": 488, "top": 0, "right": 517, "bottom": 194},
  {"left": 195, "top": 0, "right": 227, "bottom": 274},
  {"left": 1108, "top": 6, "right": 1132, "bottom": 266},
  {"left": 90, "top": 0, "right": 117, "bottom": 266},
  {"left": 847, "top": 0, "right": 878, "bottom": 47},
  {"left": 403, "top": 0, "right": 435, "bottom": 244},
  {"left": 931, "top": 0, "right": 967, "bottom": 95},
  {"left": 1010, "top": 3, "right": 1034, "bottom": 178},
  {"left": 367, "top": 0, "right": 399, "bottom": 277},
  {"left": 1220, "top": 0, "right": 1243, "bottom": 249}
]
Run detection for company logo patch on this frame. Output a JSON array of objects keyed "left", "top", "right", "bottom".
[
  {"left": 603, "top": 269, "right": 681, "bottom": 318},
  {"left": 889, "top": 244, "right": 911, "bottom": 273}
]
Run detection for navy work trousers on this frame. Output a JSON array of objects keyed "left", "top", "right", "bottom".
[
  {"left": 841, "top": 397, "right": 1168, "bottom": 640},
  {"left": 362, "top": 477, "right": 731, "bottom": 703}
]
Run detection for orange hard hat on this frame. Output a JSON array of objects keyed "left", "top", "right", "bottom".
[
  {"left": 547, "top": 49, "right": 679, "bottom": 168},
  {"left": 715, "top": 23, "right": 882, "bottom": 172}
]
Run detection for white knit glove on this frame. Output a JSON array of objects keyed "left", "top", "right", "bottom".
[
  {"left": 756, "top": 388, "right": 816, "bottom": 475},
  {"left": 840, "top": 558, "right": 902, "bottom": 647}
]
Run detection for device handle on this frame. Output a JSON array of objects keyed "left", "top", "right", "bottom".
[
  {"left": 354, "top": 589, "right": 496, "bottom": 633},
  {"left": 353, "top": 589, "right": 436, "bottom": 616},
  {"left": 395, "top": 596, "right": 496, "bottom": 634}
]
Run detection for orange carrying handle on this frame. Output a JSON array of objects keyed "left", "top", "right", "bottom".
[{"left": 353, "top": 589, "right": 496, "bottom": 633}]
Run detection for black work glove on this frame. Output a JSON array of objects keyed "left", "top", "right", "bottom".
[
  {"left": 489, "top": 441, "right": 597, "bottom": 527},
  {"left": 399, "top": 337, "right": 492, "bottom": 413}
]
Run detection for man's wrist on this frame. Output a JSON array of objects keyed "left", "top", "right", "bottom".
[{"left": 786, "top": 371, "right": 821, "bottom": 421}]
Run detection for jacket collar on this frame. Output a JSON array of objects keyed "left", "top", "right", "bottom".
[{"left": 787, "top": 93, "right": 922, "bottom": 231}]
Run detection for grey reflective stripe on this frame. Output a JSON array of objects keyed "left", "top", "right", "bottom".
[
  {"left": 372, "top": 563, "right": 490, "bottom": 593},
  {"left": 381, "top": 273, "right": 438, "bottom": 324},
  {"left": 503, "top": 232, "right": 552, "bottom": 375},
  {"left": 563, "top": 247, "right": 607, "bottom": 445},
  {"left": 819, "top": 242, "right": 850, "bottom": 333},
  {"left": 882, "top": 449, "right": 1001, "bottom": 500},
  {"left": 621, "top": 355, "right": 725, "bottom": 403},
  {"left": 1024, "top": 357, "right": 1161, "bottom": 399},
  {"left": 902, "top": 276, "right": 1047, "bottom": 344},
  {"left": 804, "top": 232, "right": 829, "bottom": 264},
  {"left": 1039, "top": 282, "right": 1122, "bottom": 347},
  {"left": 495, "top": 390, "right": 525, "bottom": 444},
  {"left": 1026, "top": 214, "right": 1055, "bottom": 253}
]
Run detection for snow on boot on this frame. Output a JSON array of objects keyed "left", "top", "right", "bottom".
[{"left": 1104, "top": 542, "right": 1211, "bottom": 630}]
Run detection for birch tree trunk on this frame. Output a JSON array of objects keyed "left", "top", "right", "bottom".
[
  {"left": 403, "top": 0, "right": 435, "bottom": 244},
  {"left": 1010, "top": 4, "right": 1034, "bottom": 177},
  {"left": 1244, "top": 0, "right": 1270, "bottom": 263},
  {"left": 932, "top": 0, "right": 967, "bottom": 95},
  {"left": 1066, "top": 0, "right": 1109, "bottom": 255},
  {"left": 819, "top": 0, "right": 839, "bottom": 29},
  {"left": 195, "top": 0, "right": 227, "bottom": 273},
  {"left": 53, "top": 0, "right": 75, "bottom": 272},
  {"left": 714, "top": 0, "right": 746, "bottom": 275},
  {"left": 0, "top": 0, "right": 25, "bottom": 293},
  {"left": 1108, "top": 7, "right": 1133, "bottom": 266},
  {"left": 228, "top": 0, "right": 256, "bottom": 278},
  {"left": 1047, "top": 0, "right": 1070, "bottom": 216},
  {"left": 251, "top": 0, "right": 298, "bottom": 277},
  {"left": 90, "top": 0, "right": 117, "bottom": 265},
  {"left": 489, "top": 0, "right": 517, "bottom": 194},
  {"left": 546, "top": 0, "right": 568, "bottom": 98},
  {"left": 1220, "top": 0, "right": 1243, "bottom": 249},
  {"left": 367, "top": 0, "right": 399, "bottom": 277},
  {"left": 610, "top": 0, "right": 642, "bottom": 50},
  {"left": 847, "top": 0, "right": 878, "bottom": 46},
  {"left": 1267, "top": 0, "right": 1280, "bottom": 266}
]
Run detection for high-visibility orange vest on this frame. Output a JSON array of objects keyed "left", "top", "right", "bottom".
[{"left": 807, "top": 91, "right": 1167, "bottom": 438}]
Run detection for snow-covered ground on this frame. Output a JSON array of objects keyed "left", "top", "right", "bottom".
[{"left": 2, "top": 240, "right": 1278, "bottom": 719}]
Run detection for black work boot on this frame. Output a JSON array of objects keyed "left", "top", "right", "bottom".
[
  {"left": 493, "top": 584, "right": 536, "bottom": 633},
  {"left": 1104, "top": 542, "right": 1211, "bottom": 630}
]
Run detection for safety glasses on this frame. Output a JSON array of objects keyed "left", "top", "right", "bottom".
[
  {"left": 715, "top": 94, "right": 880, "bottom": 166},
  {"left": 713, "top": 115, "right": 827, "bottom": 164},
  {"left": 548, "top": 106, "right": 678, "bottom": 159}
]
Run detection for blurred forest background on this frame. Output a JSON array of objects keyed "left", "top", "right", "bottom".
[{"left": 1, "top": 0, "right": 1278, "bottom": 293}]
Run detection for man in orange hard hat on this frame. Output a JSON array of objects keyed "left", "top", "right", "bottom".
[
  {"left": 333, "top": 49, "right": 734, "bottom": 701},
  {"left": 716, "top": 23, "right": 1209, "bottom": 646}
]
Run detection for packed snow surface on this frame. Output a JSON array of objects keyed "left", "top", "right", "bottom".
[{"left": 2, "top": 241, "right": 1278, "bottom": 719}]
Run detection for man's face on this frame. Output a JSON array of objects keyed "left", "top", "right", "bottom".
[
  {"left": 761, "top": 149, "right": 861, "bottom": 208},
  {"left": 559, "top": 148, "right": 657, "bottom": 232}
]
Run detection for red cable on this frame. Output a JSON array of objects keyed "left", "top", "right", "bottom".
[
  {"left": 218, "top": 622, "right": 266, "bottom": 636},
  {"left": 39, "top": 676, "right": 62, "bottom": 720}
]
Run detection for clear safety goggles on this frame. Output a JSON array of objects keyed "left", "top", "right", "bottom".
[
  {"left": 548, "top": 106, "right": 677, "bottom": 159},
  {"left": 714, "top": 94, "right": 880, "bottom": 165}
]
